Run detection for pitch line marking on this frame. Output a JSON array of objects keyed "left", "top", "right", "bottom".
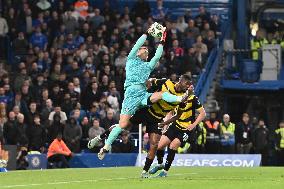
[{"left": 0, "top": 173, "right": 198, "bottom": 188}]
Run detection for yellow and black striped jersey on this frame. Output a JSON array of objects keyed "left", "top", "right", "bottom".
[
  {"left": 147, "top": 79, "right": 184, "bottom": 120},
  {"left": 174, "top": 95, "right": 203, "bottom": 130}
]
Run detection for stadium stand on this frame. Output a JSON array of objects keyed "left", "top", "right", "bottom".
[{"left": 0, "top": 0, "right": 283, "bottom": 169}]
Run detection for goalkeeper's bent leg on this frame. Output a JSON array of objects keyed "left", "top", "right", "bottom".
[{"left": 104, "top": 114, "right": 131, "bottom": 150}]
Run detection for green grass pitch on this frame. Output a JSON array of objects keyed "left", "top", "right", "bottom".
[{"left": 0, "top": 167, "right": 283, "bottom": 189}]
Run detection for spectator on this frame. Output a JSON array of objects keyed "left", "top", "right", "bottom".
[
  {"left": 47, "top": 112, "right": 65, "bottom": 143},
  {"left": 204, "top": 112, "right": 220, "bottom": 153},
  {"left": 0, "top": 13, "right": 8, "bottom": 59},
  {"left": 119, "top": 14, "right": 133, "bottom": 31},
  {"left": 27, "top": 115, "right": 46, "bottom": 152},
  {"left": 40, "top": 99, "right": 53, "bottom": 127},
  {"left": 3, "top": 111, "right": 17, "bottom": 145},
  {"left": 26, "top": 101, "right": 38, "bottom": 126},
  {"left": 12, "top": 32, "right": 29, "bottom": 57},
  {"left": 193, "top": 35, "right": 208, "bottom": 67},
  {"left": 176, "top": 16, "right": 188, "bottom": 33},
  {"left": 169, "top": 39, "right": 184, "bottom": 58},
  {"left": 0, "top": 87, "right": 9, "bottom": 104},
  {"left": 203, "top": 30, "right": 216, "bottom": 52},
  {"left": 63, "top": 11, "right": 78, "bottom": 34},
  {"left": 101, "top": 109, "right": 117, "bottom": 130},
  {"left": 63, "top": 117, "right": 82, "bottom": 153},
  {"left": 196, "top": 6, "right": 211, "bottom": 23},
  {"left": 82, "top": 56, "right": 96, "bottom": 74},
  {"left": 235, "top": 113, "right": 253, "bottom": 154},
  {"left": 210, "top": 14, "right": 222, "bottom": 36},
  {"left": 47, "top": 133, "right": 72, "bottom": 168},
  {"left": 107, "top": 87, "right": 120, "bottom": 114},
  {"left": 275, "top": 121, "right": 284, "bottom": 166},
  {"left": 184, "top": 19, "right": 200, "bottom": 38},
  {"left": 251, "top": 29, "right": 268, "bottom": 60},
  {"left": 219, "top": 114, "right": 235, "bottom": 154},
  {"left": 152, "top": 0, "right": 168, "bottom": 21},
  {"left": 16, "top": 147, "right": 29, "bottom": 170},
  {"left": 80, "top": 116, "right": 90, "bottom": 149},
  {"left": 252, "top": 119, "right": 269, "bottom": 165},
  {"left": 132, "top": 0, "right": 151, "bottom": 20},
  {"left": 48, "top": 106, "right": 67, "bottom": 125},
  {"left": 182, "top": 47, "right": 201, "bottom": 75},
  {"left": 88, "top": 118, "right": 105, "bottom": 152},
  {"left": 29, "top": 27, "right": 48, "bottom": 51},
  {"left": 112, "top": 130, "right": 134, "bottom": 153},
  {"left": 89, "top": 9, "right": 105, "bottom": 31},
  {"left": 6, "top": 7, "right": 17, "bottom": 39},
  {"left": 15, "top": 113, "right": 28, "bottom": 147},
  {"left": 114, "top": 49, "right": 127, "bottom": 69}
]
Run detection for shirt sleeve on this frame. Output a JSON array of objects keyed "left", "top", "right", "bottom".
[{"left": 127, "top": 34, "right": 147, "bottom": 59}]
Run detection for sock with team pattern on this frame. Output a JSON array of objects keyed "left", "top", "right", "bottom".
[
  {"left": 156, "top": 149, "right": 165, "bottom": 164},
  {"left": 164, "top": 148, "right": 177, "bottom": 171},
  {"left": 143, "top": 157, "right": 154, "bottom": 172},
  {"left": 105, "top": 124, "right": 122, "bottom": 146}
]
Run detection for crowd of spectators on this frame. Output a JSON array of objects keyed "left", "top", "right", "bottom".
[{"left": 0, "top": 0, "right": 222, "bottom": 162}]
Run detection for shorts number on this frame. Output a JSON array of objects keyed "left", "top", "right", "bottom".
[{"left": 183, "top": 133, "right": 189, "bottom": 142}]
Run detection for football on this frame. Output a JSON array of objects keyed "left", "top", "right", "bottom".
[{"left": 148, "top": 22, "right": 166, "bottom": 38}]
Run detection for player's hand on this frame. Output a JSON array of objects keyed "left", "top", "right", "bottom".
[{"left": 187, "top": 124, "right": 196, "bottom": 131}]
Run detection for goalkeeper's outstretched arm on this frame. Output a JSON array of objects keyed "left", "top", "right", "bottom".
[
  {"left": 148, "top": 44, "right": 163, "bottom": 69},
  {"left": 127, "top": 34, "right": 147, "bottom": 59},
  {"left": 148, "top": 30, "right": 167, "bottom": 69}
]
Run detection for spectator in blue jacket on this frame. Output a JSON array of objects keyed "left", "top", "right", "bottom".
[{"left": 29, "top": 27, "right": 48, "bottom": 51}]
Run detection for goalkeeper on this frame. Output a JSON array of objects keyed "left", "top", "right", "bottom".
[{"left": 97, "top": 24, "right": 189, "bottom": 159}]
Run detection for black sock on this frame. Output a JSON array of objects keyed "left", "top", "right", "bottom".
[
  {"left": 164, "top": 148, "right": 176, "bottom": 171},
  {"left": 156, "top": 149, "right": 165, "bottom": 164},
  {"left": 100, "top": 130, "right": 110, "bottom": 140},
  {"left": 143, "top": 157, "right": 154, "bottom": 172}
]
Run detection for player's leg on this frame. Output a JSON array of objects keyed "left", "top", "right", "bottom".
[
  {"left": 157, "top": 138, "right": 181, "bottom": 177},
  {"left": 98, "top": 114, "right": 131, "bottom": 160},
  {"left": 141, "top": 132, "right": 161, "bottom": 178},
  {"left": 150, "top": 91, "right": 189, "bottom": 104},
  {"left": 88, "top": 125, "right": 116, "bottom": 149},
  {"left": 148, "top": 135, "right": 171, "bottom": 175}
]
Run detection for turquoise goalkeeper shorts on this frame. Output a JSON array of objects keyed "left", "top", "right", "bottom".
[{"left": 121, "top": 84, "right": 152, "bottom": 115}]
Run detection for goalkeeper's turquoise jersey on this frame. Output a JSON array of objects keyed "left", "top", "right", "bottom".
[{"left": 124, "top": 34, "right": 163, "bottom": 89}]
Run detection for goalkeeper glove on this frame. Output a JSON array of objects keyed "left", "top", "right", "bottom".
[{"left": 160, "top": 29, "right": 167, "bottom": 45}]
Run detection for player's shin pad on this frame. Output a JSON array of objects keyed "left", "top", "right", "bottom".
[{"left": 105, "top": 124, "right": 122, "bottom": 146}]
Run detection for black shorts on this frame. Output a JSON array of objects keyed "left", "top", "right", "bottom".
[
  {"left": 164, "top": 123, "right": 195, "bottom": 144},
  {"left": 130, "top": 107, "right": 162, "bottom": 135}
]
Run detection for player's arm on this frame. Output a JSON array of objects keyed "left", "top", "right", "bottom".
[
  {"left": 127, "top": 34, "right": 148, "bottom": 59},
  {"left": 148, "top": 30, "right": 167, "bottom": 69},
  {"left": 187, "top": 107, "right": 206, "bottom": 131},
  {"left": 187, "top": 96, "right": 206, "bottom": 131},
  {"left": 158, "top": 109, "right": 183, "bottom": 128},
  {"left": 148, "top": 44, "right": 163, "bottom": 69}
]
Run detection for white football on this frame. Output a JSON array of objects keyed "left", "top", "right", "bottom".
[{"left": 148, "top": 22, "right": 166, "bottom": 38}]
